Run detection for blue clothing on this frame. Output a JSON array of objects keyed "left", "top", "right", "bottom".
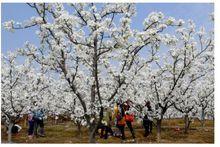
[
  {"left": 28, "top": 121, "right": 35, "bottom": 135},
  {"left": 33, "top": 109, "right": 45, "bottom": 136},
  {"left": 34, "top": 109, "right": 44, "bottom": 120}
]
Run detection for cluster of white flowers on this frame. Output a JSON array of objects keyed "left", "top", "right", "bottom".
[
  {"left": 146, "top": 12, "right": 164, "bottom": 23},
  {"left": 161, "top": 34, "right": 178, "bottom": 45},
  {"left": 166, "top": 16, "right": 175, "bottom": 25},
  {"left": 31, "top": 16, "right": 44, "bottom": 24},
  {"left": 3, "top": 20, "right": 14, "bottom": 32}
]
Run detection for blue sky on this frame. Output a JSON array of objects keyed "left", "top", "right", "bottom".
[{"left": 1, "top": 3, "right": 214, "bottom": 54}]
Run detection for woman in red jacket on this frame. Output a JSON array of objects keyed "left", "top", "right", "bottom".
[{"left": 124, "top": 100, "right": 136, "bottom": 142}]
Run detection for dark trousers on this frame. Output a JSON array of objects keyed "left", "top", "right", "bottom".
[
  {"left": 34, "top": 118, "right": 45, "bottom": 136},
  {"left": 117, "top": 125, "right": 125, "bottom": 140},
  {"left": 100, "top": 125, "right": 114, "bottom": 139},
  {"left": 126, "top": 121, "right": 135, "bottom": 139},
  {"left": 28, "top": 121, "right": 35, "bottom": 135},
  {"left": 143, "top": 119, "right": 153, "bottom": 137}
]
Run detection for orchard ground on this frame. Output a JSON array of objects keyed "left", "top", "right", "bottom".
[{"left": 1, "top": 118, "right": 214, "bottom": 143}]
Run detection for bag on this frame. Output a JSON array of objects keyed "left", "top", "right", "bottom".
[
  {"left": 125, "top": 114, "right": 134, "bottom": 122},
  {"left": 118, "top": 117, "right": 125, "bottom": 126}
]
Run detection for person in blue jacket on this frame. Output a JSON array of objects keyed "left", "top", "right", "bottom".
[{"left": 34, "top": 108, "right": 45, "bottom": 137}]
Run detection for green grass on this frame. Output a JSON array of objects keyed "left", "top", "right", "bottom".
[{"left": 1, "top": 119, "right": 214, "bottom": 143}]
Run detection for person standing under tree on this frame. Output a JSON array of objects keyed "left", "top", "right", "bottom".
[
  {"left": 114, "top": 99, "right": 126, "bottom": 142},
  {"left": 34, "top": 108, "right": 45, "bottom": 137},
  {"left": 28, "top": 110, "right": 35, "bottom": 139},
  {"left": 124, "top": 100, "right": 136, "bottom": 142},
  {"left": 142, "top": 101, "right": 154, "bottom": 137}
]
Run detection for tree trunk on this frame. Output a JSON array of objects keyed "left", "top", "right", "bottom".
[
  {"left": 184, "top": 114, "right": 189, "bottom": 134},
  {"left": 8, "top": 122, "right": 13, "bottom": 143},
  {"left": 89, "top": 125, "right": 96, "bottom": 143},
  {"left": 201, "top": 108, "right": 205, "bottom": 128},
  {"left": 88, "top": 107, "right": 104, "bottom": 143},
  {"left": 156, "top": 119, "right": 162, "bottom": 143},
  {"left": 76, "top": 122, "right": 82, "bottom": 139}
]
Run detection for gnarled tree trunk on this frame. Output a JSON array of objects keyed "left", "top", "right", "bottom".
[
  {"left": 89, "top": 126, "right": 96, "bottom": 143},
  {"left": 88, "top": 106, "right": 104, "bottom": 143},
  {"left": 184, "top": 114, "right": 191, "bottom": 134}
]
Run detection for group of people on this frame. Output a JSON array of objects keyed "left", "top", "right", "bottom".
[
  {"left": 98, "top": 98, "right": 154, "bottom": 142},
  {"left": 28, "top": 108, "right": 45, "bottom": 139},
  {"left": 8, "top": 99, "right": 152, "bottom": 142}
]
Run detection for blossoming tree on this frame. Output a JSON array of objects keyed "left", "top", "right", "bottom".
[
  {"left": 1, "top": 51, "right": 51, "bottom": 142},
  {"left": 3, "top": 3, "right": 214, "bottom": 143},
  {"left": 3, "top": 3, "right": 185, "bottom": 142}
]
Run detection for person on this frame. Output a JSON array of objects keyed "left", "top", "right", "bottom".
[
  {"left": 114, "top": 99, "right": 126, "bottom": 142},
  {"left": 54, "top": 113, "right": 59, "bottom": 125},
  {"left": 28, "top": 111, "right": 35, "bottom": 139},
  {"left": 12, "top": 124, "right": 22, "bottom": 134},
  {"left": 34, "top": 108, "right": 45, "bottom": 137},
  {"left": 142, "top": 101, "right": 153, "bottom": 137},
  {"left": 99, "top": 107, "right": 114, "bottom": 139},
  {"left": 99, "top": 122, "right": 113, "bottom": 139},
  {"left": 124, "top": 100, "right": 136, "bottom": 141}
]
